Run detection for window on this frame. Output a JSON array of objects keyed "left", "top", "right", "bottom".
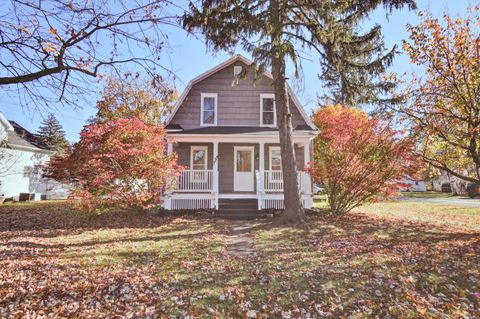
[
  {"left": 234, "top": 65, "right": 243, "bottom": 77},
  {"left": 260, "top": 94, "right": 276, "bottom": 126},
  {"left": 23, "top": 166, "right": 33, "bottom": 178},
  {"left": 201, "top": 93, "right": 217, "bottom": 126},
  {"left": 190, "top": 146, "right": 208, "bottom": 181},
  {"left": 269, "top": 147, "right": 282, "bottom": 171}
]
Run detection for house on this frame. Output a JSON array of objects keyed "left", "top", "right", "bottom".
[
  {"left": 432, "top": 170, "right": 468, "bottom": 195},
  {"left": 400, "top": 179, "right": 427, "bottom": 192},
  {"left": 0, "top": 113, "right": 69, "bottom": 200},
  {"left": 163, "top": 55, "right": 318, "bottom": 211}
]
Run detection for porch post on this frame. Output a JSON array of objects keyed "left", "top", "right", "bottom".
[
  {"left": 258, "top": 142, "right": 265, "bottom": 210},
  {"left": 164, "top": 141, "right": 174, "bottom": 210},
  {"left": 303, "top": 141, "right": 313, "bottom": 208},
  {"left": 213, "top": 141, "right": 219, "bottom": 209}
]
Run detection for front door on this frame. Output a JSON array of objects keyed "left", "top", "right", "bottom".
[{"left": 234, "top": 146, "right": 254, "bottom": 192}]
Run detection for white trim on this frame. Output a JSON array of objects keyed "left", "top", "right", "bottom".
[
  {"left": 165, "top": 55, "right": 317, "bottom": 130},
  {"left": 200, "top": 93, "right": 218, "bottom": 126},
  {"left": 6, "top": 144, "right": 53, "bottom": 154},
  {"left": 172, "top": 134, "right": 314, "bottom": 144},
  {"left": 233, "top": 146, "right": 255, "bottom": 192},
  {"left": 260, "top": 93, "right": 276, "bottom": 127}
]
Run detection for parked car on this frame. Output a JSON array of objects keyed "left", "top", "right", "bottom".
[
  {"left": 466, "top": 183, "right": 480, "bottom": 199},
  {"left": 313, "top": 185, "right": 324, "bottom": 195}
]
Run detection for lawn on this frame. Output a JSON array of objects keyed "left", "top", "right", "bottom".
[
  {"left": 399, "top": 191, "right": 453, "bottom": 199},
  {"left": 0, "top": 201, "right": 479, "bottom": 318}
]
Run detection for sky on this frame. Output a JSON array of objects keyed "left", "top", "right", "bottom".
[{"left": 0, "top": 0, "right": 472, "bottom": 142}]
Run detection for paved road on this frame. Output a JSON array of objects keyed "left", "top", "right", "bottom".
[{"left": 398, "top": 196, "right": 480, "bottom": 208}]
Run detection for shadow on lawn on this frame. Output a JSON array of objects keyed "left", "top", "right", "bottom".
[{"left": 0, "top": 201, "right": 198, "bottom": 235}]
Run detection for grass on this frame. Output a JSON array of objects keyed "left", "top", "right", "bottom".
[
  {"left": 0, "top": 200, "right": 479, "bottom": 318},
  {"left": 353, "top": 201, "right": 480, "bottom": 231},
  {"left": 398, "top": 191, "right": 453, "bottom": 199}
]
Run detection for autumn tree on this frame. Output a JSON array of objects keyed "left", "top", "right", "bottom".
[
  {"left": 0, "top": 0, "right": 179, "bottom": 110},
  {"left": 91, "top": 73, "right": 178, "bottom": 126},
  {"left": 36, "top": 113, "right": 69, "bottom": 154},
  {"left": 400, "top": 8, "right": 480, "bottom": 183},
  {"left": 309, "top": 105, "right": 420, "bottom": 215},
  {"left": 48, "top": 117, "right": 180, "bottom": 213},
  {"left": 184, "top": 0, "right": 416, "bottom": 224}
]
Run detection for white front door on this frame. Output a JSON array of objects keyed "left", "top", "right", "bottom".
[{"left": 234, "top": 146, "right": 254, "bottom": 192}]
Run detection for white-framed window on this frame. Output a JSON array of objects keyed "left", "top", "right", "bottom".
[
  {"left": 234, "top": 65, "right": 243, "bottom": 77},
  {"left": 190, "top": 146, "right": 208, "bottom": 181},
  {"left": 200, "top": 93, "right": 217, "bottom": 126},
  {"left": 269, "top": 146, "right": 282, "bottom": 171},
  {"left": 260, "top": 93, "right": 276, "bottom": 126},
  {"left": 23, "top": 166, "right": 33, "bottom": 178}
]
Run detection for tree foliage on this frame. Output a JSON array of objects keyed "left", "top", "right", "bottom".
[
  {"left": 0, "top": 0, "right": 178, "bottom": 110},
  {"left": 309, "top": 105, "right": 421, "bottom": 215},
  {"left": 36, "top": 113, "right": 69, "bottom": 154},
  {"left": 48, "top": 117, "right": 180, "bottom": 213},
  {"left": 400, "top": 8, "right": 480, "bottom": 183},
  {"left": 91, "top": 73, "right": 178, "bottom": 126},
  {"left": 184, "top": 0, "right": 415, "bottom": 107}
]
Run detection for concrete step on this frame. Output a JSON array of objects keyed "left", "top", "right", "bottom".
[
  {"left": 217, "top": 209, "right": 262, "bottom": 215},
  {"left": 211, "top": 213, "right": 268, "bottom": 220}
]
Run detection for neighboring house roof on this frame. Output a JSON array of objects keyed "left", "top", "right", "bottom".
[
  {"left": 0, "top": 112, "right": 14, "bottom": 132},
  {"left": 5, "top": 120, "right": 52, "bottom": 153},
  {"left": 165, "top": 54, "right": 317, "bottom": 130},
  {"left": 170, "top": 125, "right": 315, "bottom": 135}
]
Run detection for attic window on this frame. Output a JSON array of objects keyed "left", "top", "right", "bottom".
[{"left": 234, "top": 66, "right": 242, "bottom": 77}]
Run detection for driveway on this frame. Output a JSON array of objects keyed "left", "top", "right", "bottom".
[{"left": 398, "top": 196, "right": 480, "bottom": 208}]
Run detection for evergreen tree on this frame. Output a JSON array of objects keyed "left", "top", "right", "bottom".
[
  {"left": 37, "top": 114, "right": 69, "bottom": 154},
  {"left": 184, "top": 0, "right": 416, "bottom": 224}
]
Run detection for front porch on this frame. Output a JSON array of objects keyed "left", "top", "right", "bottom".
[{"left": 163, "top": 133, "right": 315, "bottom": 211}]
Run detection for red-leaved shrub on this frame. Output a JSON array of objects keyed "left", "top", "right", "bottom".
[
  {"left": 309, "top": 105, "right": 421, "bottom": 215},
  {"left": 48, "top": 117, "right": 180, "bottom": 213}
]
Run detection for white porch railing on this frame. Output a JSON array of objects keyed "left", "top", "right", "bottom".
[
  {"left": 174, "top": 170, "right": 214, "bottom": 192},
  {"left": 263, "top": 170, "right": 309, "bottom": 193}
]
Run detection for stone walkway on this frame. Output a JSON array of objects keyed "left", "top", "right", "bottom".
[{"left": 225, "top": 220, "right": 256, "bottom": 257}]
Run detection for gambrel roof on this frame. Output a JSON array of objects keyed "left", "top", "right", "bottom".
[{"left": 165, "top": 55, "right": 316, "bottom": 130}]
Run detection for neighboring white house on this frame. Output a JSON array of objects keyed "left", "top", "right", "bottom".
[
  {"left": 0, "top": 112, "right": 69, "bottom": 199},
  {"left": 400, "top": 178, "right": 427, "bottom": 192}
]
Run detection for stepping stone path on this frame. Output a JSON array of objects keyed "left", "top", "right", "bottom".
[{"left": 226, "top": 220, "right": 256, "bottom": 257}]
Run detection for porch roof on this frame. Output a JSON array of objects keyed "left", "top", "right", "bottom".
[{"left": 166, "top": 125, "right": 316, "bottom": 135}]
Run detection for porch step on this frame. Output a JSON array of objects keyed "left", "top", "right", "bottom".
[
  {"left": 218, "top": 198, "right": 259, "bottom": 211},
  {"left": 217, "top": 199, "right": 262, "bottom": 218}
]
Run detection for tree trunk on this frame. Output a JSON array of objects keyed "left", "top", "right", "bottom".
[{"left": 270, "top": 0, "right": 306, "bottom": 224}]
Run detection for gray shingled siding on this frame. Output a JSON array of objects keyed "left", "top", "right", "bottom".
[
  {"left": 174, "top": 142, "right": 307, "bottom": 193},
  {"left": 170, "top": 61, "right": 308, "bottom": 129}
]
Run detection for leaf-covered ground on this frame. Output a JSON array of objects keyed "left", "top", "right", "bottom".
[{"left": 0, "top": 201, "right": 479, "bottom": 318}]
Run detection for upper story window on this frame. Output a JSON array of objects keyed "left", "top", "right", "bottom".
[
  {"left": 201, "top": 93, "right": 217, "bottom": 126},
  {"left": 260, "top": 94, "right": 276, "bottom": 126}
]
